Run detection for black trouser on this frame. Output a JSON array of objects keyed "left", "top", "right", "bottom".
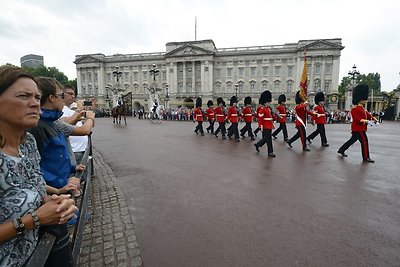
[
  {"left": 228, "top": 122, "right": 240, "bottom": 140},
  {"left": 307, "top": 124, "right": 327, "bottom": 145},
  {"left": 214, "top": 122, "right": 226, "bottom": 137},
  {"left": 338, "top": 131, "right": 370, "bottom": 160},
  {"left": 256, "top": 129, "right": 273, "bottom": 154},
  {"left": 194, "top": 121, "right": 204, "bottom": 134},
  {"left": 40, "top": 224, "right": 73, "bottom": 267},
  {"left": 272, "top": 122, "right": 288, "bottom": 140},
  {"left": 288, "top": 125, "right": 307, "bottom": 149},
  {"left": 206, "top": 120, "right": 215, "bottom": 133},
  {"left": 240, "top": 122, "right": 254, "bottom": 138},
  {"left": 254, "top": 126, "right": 261, "bottom": 136}
]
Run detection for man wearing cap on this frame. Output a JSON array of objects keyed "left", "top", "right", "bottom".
[
  {"left": 253, "top": 98, "right": 263, "bottom": 137},
  {"left": 240, "top": 96, "right": 255, "bottom": 140},
  {"left": 337, "top": 84, "right": 377, "bottom": 163},
  {"left": 227, "top": 96, "right": 240, "bottom": 141},
  {"left": 214, "top": 97, "right": 227, "bottom": 139},
  {"left": 205, "top": 100, "right": 215, "bottom": 134},
  {"left": 306, "top": 92, "right": 329, "bottom": 147},
  {"left": 272, "top": 94, "right": 288, "bottom": 141},
  {"left": 193, "top": 97, "right": 204, "bottom": 136},
  {"left": 287, "top": 91, "right": 316, "bottom": 151},
  {"left": 254, "top": 90, "right": 275, "bottom": 157}
]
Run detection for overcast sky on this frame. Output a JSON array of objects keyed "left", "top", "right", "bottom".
[{"left": 1, "top": 0, "right": 399, "bottom": 91}]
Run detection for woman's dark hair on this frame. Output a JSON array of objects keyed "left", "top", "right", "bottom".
[
  {"left": 0, "top": 66, "right": 37, "bottom": 96},
  {"left": 35, "top": 77, "right": 60, "bottom": 106},
  {"left": 0, "top": 66, "right": 36, "bottom": 147}
]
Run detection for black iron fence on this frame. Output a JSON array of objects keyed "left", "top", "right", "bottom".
[{"left": 26, "top": 135, "right": 94, "bottom": 267}]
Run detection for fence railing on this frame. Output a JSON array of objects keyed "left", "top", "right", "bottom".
[{"left": 26, "top": 135, "right": 94, "bottom": 267}]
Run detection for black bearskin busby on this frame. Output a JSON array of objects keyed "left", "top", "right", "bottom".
[
  {"left": 314, "top": 92, "right": 325, "bottom": 104},
  {"left": 244, "top": 96, "right": 252, "bottom": 106},
  {"left": 230, "top": 96, "right": 238, "bottom": 106},
  {"left": 352, "top": 84, "right": 369, "bottom": 105},
  {"left": 278, "top": 94, "right": 286, "bottom": 104},
  {"left": 195, "top": 97, "right": 202, "bottom": 108},
  {"left": 260, "top": 90, "right": 272, "bottom": 105},
  {"left": 217, "top": 97, "right": 223, "bottom": 106},
  {"left": 295, "top": 91, "right": 303, "bottom": 105},
  {"left": 207, "top": 100, "right": 213, "bottom": 107}
]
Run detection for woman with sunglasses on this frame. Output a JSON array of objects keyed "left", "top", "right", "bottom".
[{"left": 0, "top": 67, "right": 77, "bottom": 266}]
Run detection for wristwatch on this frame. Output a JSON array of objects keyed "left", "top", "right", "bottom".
[{"left": 13, "top": 217, "right": 26, "bottom": 236}]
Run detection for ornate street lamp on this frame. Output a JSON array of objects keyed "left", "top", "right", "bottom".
[
  {"left": 149, "top": 64, "right": 159, "bottom": 81},
  {"left": 165, "top": 84, "right": 170, "bottom": 108},
  {"left": 235, "top": 83, "right": 239, "bottom": 97},
  {"left": 348, "top": 64, "right": 360, "bottom": 84}
]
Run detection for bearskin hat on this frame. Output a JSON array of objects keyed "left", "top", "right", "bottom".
[
  {"left": 295, "top": 91, "right": 303, "bottom": 104},
  {"left": 230, "top": 96, "right": 238, "bottom": 106},
  {"left": 258, "top": 98, "right": 262, "bottom": 105},
  {"left": 314, "top": 92, "right": 325, "bottom": 104},
  {"left": 352, "top": 84, "right": 369, "bottom": 105},
  {"left": 222, "top": 100, "right": 226, "bottom": 107},
  {"left": 244, "top": 96, "right": 252, "bottom": 106},
  {"left": 195, "top": 97, "right": 202, "bottom": 108},
  {"left": 260, "top": 90, "right": 272, "bottom": 105},
  {"left": 207, "top": 100, "right": 213, "bottom": 107},
  {"left": 278, "top": 94, "right": 286, "bottom": 104},
  {"left": 217, "top": 97, "right": 223, "bottom": 106}
]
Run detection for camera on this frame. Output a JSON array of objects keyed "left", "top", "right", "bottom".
[{"left": 83, "top": 100, "right": 92, "bottom": 107}]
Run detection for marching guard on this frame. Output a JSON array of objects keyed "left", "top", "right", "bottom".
[
  {"left": 193, "top": 97, "right": 204, "bottom": 136},
  {"left": 306, "top": 92, "right": 329, "bottom": 147},
  {"left": 287, "top": 91, "right": 316, "bottom": 151},
  {"left": 254, "top": 90, "right": 276, "bottom": 157},
  {"left": 253, "top": 98, "right": 263, "bottom": 137},
  {"left": 337, "top": 84, "right": 377, "bottom": 163},
  {"left": 240, "top": 96, "right": 255, "bottom": 140},
  {"left": 227, "top": 96, "right": 240, "bottom": 142},
  {"left": 206, "top": 100, "right": 215, "bottom": 134},
  {"left": 214, "top": 97, "right": 227, "bottom": 139},
  {"left": 272, "top": 94, "right": 288, "bottom": 141}
]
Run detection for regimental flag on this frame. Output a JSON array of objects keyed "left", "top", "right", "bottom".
[{"left": 299, "top": 51, "right": 308, "bottom": 102}]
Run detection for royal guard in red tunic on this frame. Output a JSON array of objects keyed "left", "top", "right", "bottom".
[
  {"left": 338, "top": 84, "right": 378, "bottom": 163},
  {"left": 240, "top": 96, "right": 255, "bottom": 140},
  {"left": 193, "top": 97, "right": 204, "bottom": 136},
  {"left": 287, "top": 91, "right": 316, "bottom": 151},
  {"left": 205, "top": 100, "right": 215, "bottom": 134},
  {"left": 272, "top": 94, "right": 288, "bottom": 141},
  {"left": 253, "top": 98, "right": 263, "bottom": 137},
  {"left": 227, "top": 96, "right": 240, "bottom": 142},
  {"left": 306, "top": 92, "right": 329, "bottom": 147},
  {"left": 214, "top": 97, "right": 227, "bottom": 139},
  {"left": 254, "top": 90, "right": 275, "bottom": 157}
]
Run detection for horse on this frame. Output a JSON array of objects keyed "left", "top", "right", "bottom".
[
  {"left": 112, "top": 104, "right": 127, "bottom": 125},
  {"left": 149, "top": 104, "right": 164, "bottom": 123}
]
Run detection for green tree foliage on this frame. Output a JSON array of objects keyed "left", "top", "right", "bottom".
[
  {"left": 338, "top": 72, "right": 381, "bottom": 95},
  {"left": 23, "top": 66, "right": 70, "bottom": 85}
]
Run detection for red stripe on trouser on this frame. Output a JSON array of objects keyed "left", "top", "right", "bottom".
[
  {"left": 299, "top": 126, "right": 306, "bottom": 148},
  {"left": 359, "top": 131, "right": 369, "bottom": 159}
]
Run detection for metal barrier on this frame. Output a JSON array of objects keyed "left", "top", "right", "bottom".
[{"left": 26, "top": 136, "right": 93, "bottom": 267}]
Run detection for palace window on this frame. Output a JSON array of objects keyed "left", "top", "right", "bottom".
[
  {"left": 324, "top": 81, "right": 331, "bottom": 91},
  {"left": 262, "top": 66, "right": 269, "bottom": 76},
  {"left": 250, "top": 67, "right": 256, "bottom": 77},
  {"left": 287, "top": 81, "right": 293, "bottom": 93},
  {"left": 275, "top": 66, "right": 281, "bottom": 77},
  {"left": 315, "top": 64, "right": 321, "bottom": 75},
  {"left": 249, "top": 81, "right": 256, "bottom": 92},
  {"left": 262, "top": 81, "right": 268, "bottom": 90},
  {"left": 239, "top": 67, "right": 244, "bottom": 78},
  {"left": 287, "top": 66, "right": 293, "bottom": 77},
  {"left": 274, "top": 81, "right": 281, "bottom": 92},
  {"left": 325, "top": 64, "right": 332, "bottom": 75},
  {"left": 227, "top": 68, "right": 232, "bottom": 78}
]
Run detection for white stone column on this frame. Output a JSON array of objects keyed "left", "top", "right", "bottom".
[
  {"left": 182, "top": 61, "right": 186, "bottom": 94},
  {"left": 192, "top": 61, "right": 196, "bottom": 94}
]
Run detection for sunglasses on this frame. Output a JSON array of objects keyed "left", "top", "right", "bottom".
[{"left": 54, "top": 92, "right": 65, "bottom": 99}]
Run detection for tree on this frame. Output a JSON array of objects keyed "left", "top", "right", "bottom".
[
  {"left": 23, "top": 66, "right": 69, "bottom": 85},
  {"left": 338, "top": 72, "right": 381, "bottom": 95}
]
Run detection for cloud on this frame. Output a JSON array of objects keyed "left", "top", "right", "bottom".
[{"left": 1, "top": 0, "right": 399, "bottom": 90}]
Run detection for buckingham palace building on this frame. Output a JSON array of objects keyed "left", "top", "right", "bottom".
[{"left": 74, "top": 38, "right": 344, "bottom": 112}]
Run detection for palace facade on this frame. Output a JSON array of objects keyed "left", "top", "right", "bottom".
[{"left": 74, "top": 38, "right": 344, "bottom": 112}]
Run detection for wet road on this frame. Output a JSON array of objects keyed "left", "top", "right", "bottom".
[{"left": 92, "top": 118, "right": 400, "bottom": 266}]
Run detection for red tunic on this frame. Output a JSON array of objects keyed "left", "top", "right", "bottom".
[
  {"left": 214, "top": 106, "right": 225, "bottom": 123},
  {"left": 194, "top": 108, "right": 203, "bottom": 122},
  {"left": 295, "top": 103, "right": 314, "bottom": 127},
  {"left": 206, "top": 107, "right": 215, "bottom": 121},
  {"left": 227, "top": 106, "right": 239, "bottom": 123},
  {"left": 258, "top": 106, "right": 274, "bottom": 129},
  {"left": 351, "top": 105, "right": 373, "bottom": 132},
  {"left": 241, "top": 106, "right": 253, "bottom": 123},
  {"left": 312, "top": 105, "right": 326, "bottom": 124},
  {"left": 276, "top": 104, "right": 287, "bottom": 123},
  {"left": 256, "top": 106, "right": 263, "bottom": 127}
]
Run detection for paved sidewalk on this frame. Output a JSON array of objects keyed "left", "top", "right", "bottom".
[{"left": 78, "top": 150, "right": 143, "bottom": 267}]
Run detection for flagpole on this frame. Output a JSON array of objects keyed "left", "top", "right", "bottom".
[{"left": 195, "top": 16, "right": 197, "bottom": 41}]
